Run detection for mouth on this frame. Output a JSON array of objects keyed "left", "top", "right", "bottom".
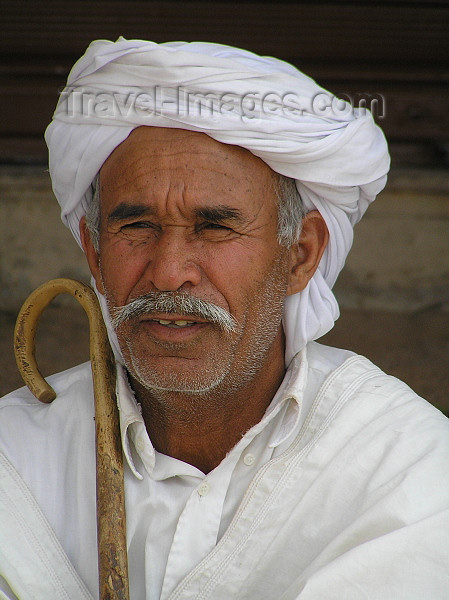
[
  {"left": 136, "top": 316, "right": 210, "bottom": 345},
  {"left": 140, "top": 314, "right": 209, "bottom": 332},
  {"left": 155, "top": 319, "right": 199, "bottom": 329}
]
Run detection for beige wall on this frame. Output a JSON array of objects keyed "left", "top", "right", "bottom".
[
  {"left": 334, "top": 169, "right": 449, "bottom": 311},
  {"left": 0, "top": 166, "right": 89, "bottom": 312}
]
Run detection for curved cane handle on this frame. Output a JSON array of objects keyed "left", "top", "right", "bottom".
[
  {"left": 14, "top": 278, "right": 129, "bottom": 600},
  {"left": 14, "top": 278, "right": 104, "bottom": 403}
]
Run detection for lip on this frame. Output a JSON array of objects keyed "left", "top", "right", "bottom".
[
  {"left": 139, "top": 316, "right": 209, "bottom": 342},
  {"left": 141, "top": 313, "right": 208, "bottom": 324}
]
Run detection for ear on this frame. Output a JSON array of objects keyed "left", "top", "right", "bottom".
[
  {"left": 286, "top": 210, "right": 329, "bottom": 296},
  {"left": 79, "top": 216, "right": 105, "bottom": 295}
]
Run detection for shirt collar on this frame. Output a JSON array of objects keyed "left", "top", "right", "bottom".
[
  {"left": 116, "top": 365, "right": 201, "bottom": 481},
  {"left": 115, "top": 347, "right": 308, "bottom": 479},
  {"left": 115, "top": 364, "right": 150, "bottom": 480},
  {"left": 265, "top": 347, "right": 308, "bottom": 448}
]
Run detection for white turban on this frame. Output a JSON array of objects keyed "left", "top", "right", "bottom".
[{"left": 45, "top": 37, "right": 390, "bottom": 365}]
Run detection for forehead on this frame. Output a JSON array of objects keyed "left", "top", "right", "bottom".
[{"left": 99, "top": 126, "right": 278, "bottom": 213}]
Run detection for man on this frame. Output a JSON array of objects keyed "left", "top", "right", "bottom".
[{"left": 0, "top": 38, "right": 448, "bottom": 599}]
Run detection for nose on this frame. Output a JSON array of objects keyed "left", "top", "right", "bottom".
[{"left": 146, "top": 227, "right": 202, "bottom": 291}]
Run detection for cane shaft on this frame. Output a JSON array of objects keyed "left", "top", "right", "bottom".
[{"left": 14, "top": 278, "right": 129, "bottom": 600}]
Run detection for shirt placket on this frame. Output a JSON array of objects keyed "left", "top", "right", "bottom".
[{"left": 160, "top": 456, "right": 236, "bottom": 600}]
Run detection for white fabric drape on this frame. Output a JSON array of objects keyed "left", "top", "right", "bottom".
[{"left": 45, "top": 38, "right": 390, "bottom": 363}]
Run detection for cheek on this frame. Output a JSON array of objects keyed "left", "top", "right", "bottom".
[
  {"left": 206, "top": 243, "right": 284, "bottom": 313},
  {"left": 98, "top": 240, "right": 148, "bottom": 303}
]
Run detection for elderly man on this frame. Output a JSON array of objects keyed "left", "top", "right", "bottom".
[{"left": 0, "top": 38, "right": 448, "bottom": 599}]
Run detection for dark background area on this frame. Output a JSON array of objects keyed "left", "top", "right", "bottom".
[{"left": 1, "top": 0, "right": 448, "bottom": 167}]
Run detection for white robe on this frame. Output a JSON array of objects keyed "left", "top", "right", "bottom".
[{"left": 0, "top": 342, "right": 447, "bottom": 599}]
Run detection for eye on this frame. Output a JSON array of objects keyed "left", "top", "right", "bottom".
[
  {"left": 196, "top": 220, "right": 235, "bottom": 232},
  {"left": 203, "top": 222, "right": 231, "bottom": 230},
  {"left": 117, "top": 220, "right": 160, "bottom": 241},
  {"left": 196, "top": 221, "right": 238, "bottom": 241},
  {"left": 121, "top": 221, "right": 152, "bottom": 229},
  {"left": 120, "top": 220, "right": 161, "bottom": 234}
]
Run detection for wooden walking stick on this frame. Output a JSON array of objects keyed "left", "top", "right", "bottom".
[{"left": 14, "top": 278, "right": 129, "bottom": 600}]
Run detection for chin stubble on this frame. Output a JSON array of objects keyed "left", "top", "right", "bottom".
[{"left": 107, "top": 290, "right": 240, "bottom": 394}]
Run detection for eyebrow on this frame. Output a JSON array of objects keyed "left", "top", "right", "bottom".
[
  {"left": 107, "top": 203, "right": 154, "bottom": 223},
  {"left": 107, "top": 203, "right": 244, "bottom": 224},
  {"left": 194, "top": 205, "right": 244, "bottom": 223}
]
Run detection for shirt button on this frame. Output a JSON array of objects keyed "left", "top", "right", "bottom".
[
  {"left": 243, "top": 453, "right": 255, "bottom": 466},
  {"left": 136, "top": 438, "right": 145, "bottom": 453},
  {"left": 198, "top": 482, "right": 210, "bottom": 496}
]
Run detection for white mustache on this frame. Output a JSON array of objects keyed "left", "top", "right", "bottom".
[{"left": 110, "top": 291, "right": 238, "bottom": 334}]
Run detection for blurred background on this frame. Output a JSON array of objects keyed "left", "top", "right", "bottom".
[{"left": 1, "top": 0, "right": 448, "bottom": 413}]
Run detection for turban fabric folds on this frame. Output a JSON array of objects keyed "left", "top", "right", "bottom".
[{"left": 45, "top": 38, "right": 390, "bottom": 364}]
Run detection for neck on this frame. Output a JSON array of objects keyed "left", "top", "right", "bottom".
[{"left": 129, "top": 332, "right": 286, "bottom": 473}]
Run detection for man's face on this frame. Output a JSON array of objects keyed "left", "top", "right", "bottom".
[{"left": 88, "top": 127, "right": 295, "bottom": 396}]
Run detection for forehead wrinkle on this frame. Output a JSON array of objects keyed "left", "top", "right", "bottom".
[{"left": 101, "top": 133, "right": 280, "bottom": 226}]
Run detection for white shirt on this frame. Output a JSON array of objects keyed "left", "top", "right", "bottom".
[
  {"left": 119, "top": 344, "right": 333, "bottom": 599},
  {"left": 0, "top": 342, "right": 448, "bottom": 599}
]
